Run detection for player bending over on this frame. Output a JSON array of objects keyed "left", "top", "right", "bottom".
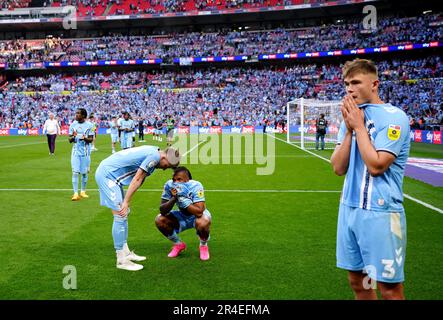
[{"left": 95, "top": 146, "right": 180, "bottom": 271}]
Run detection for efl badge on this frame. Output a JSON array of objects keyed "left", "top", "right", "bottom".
[
  {"left": 146, "top": 160, "right": 157, "bottom": 170},
  {"left": 388, "top": 125, "right": 401, "bottom": 141}
]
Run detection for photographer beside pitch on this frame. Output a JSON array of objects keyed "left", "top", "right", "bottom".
[
  {"left": 331, "top": 59, "right": 410, "bottom": 300},
  {"left": 155, "top": 167, "right": 212, "bottom": 261},
  {"left": 315, "top": 113, "right": 328, "bottom": 150}
]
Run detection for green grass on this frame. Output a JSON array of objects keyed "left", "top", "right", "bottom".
[
  {"left": 0, "top": 134, "right": 442, "bottom": 300},
  {"left": 409, "top": 142, "right": 443, "bottom": 159}
]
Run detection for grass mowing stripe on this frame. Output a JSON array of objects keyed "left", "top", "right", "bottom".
[
  {"left": 268, "top": 133, "right": 443, "bottom": 214},
  {"left": 0, "top": 141, "right": 47, "bottom": 149},
  {"left": 0, "top": 188, "right": 341, "bottom": 193},
  {"left": 267, "top": 133, "right": 332, "bottom": 163}
]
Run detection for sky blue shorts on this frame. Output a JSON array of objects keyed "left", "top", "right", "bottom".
[
  {"left": 71, "top": 155, "right": 89, "bottom": 174},
  {"left": 121, "top": 134, "right": 133, "bottom": 149},
  {"left": 95, "top": 166, "right": 124, "bottom": 211},
  {"left": 336, "top": 203, "right": 406, "bottom": 283},
  {"left": 170, "top": 209, "right": 212, "bottom": 234},
  {"left": 111, "top": 134, "right": 119, "bottom": 143}
]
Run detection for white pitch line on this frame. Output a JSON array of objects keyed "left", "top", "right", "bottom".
[
  {"left": 0, "top": 188, "right": 341, "bottom": 193},
  {"left": 267, "top": 134, "right": 331, "bottom": 163},
  {"left": 0, "top": 141, "right": 46, "bottom": 149},
  {"left": 181, "top": 138, "right": 207, "bottom": 157},
  {"left": 404, "top": 194, "right": 443, "bottom": 214},
  {"left": 268, "top": 133, "right": 443, "bottom": 215}
]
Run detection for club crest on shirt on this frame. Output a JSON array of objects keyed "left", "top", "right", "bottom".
[
  {"left": 384, "top": 106, "right": 399, "bottom": 113},
  {"left": 388, "top": 125, "right": 401, "bottom": 141}
]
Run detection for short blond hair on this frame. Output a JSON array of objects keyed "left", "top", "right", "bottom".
[
  {"left": 164, "top": 147, "right": 181, "bottom": 167},
  {"left": 342, "top": 59, "right": 378, "bottom": 79}
]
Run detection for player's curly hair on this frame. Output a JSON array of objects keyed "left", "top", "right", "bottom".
[{"left": 173, "top": 166, "right": 192, "bottom": 180}]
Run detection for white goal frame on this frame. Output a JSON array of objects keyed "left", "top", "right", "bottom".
[{"left": 286, "top": 98, "right": 342, "bottom": 150}]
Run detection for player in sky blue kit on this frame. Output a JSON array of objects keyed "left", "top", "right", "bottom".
[
  {"left": 331, "top": 59, "right": 410, "bottom": 300},
  {"left": 95, "top": 146, "right": 180, "bottom": 271},
  {"left": 155, "top": 167, "right": 212, "bottom": 261},
  {"left": 110, "top": 116, "right": 119, "bottom": 153},
  {"left": 119, "top": 112, "right": 135, "bottom": 149},
  {"left": 153, "top": 117, "right": 163, "bottom": 141},
  {"left": 69, "top": 108, "right": 94, "bottom": 201}
]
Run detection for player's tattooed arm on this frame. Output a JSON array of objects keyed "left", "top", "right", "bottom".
[
  {"left": 160, "top": 194, "right": 177, "bottom": 216},
  {"left": 186, "top": 201, "right": 206, "bottom": 218}
]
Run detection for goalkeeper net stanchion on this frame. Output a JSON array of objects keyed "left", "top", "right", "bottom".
[{"left": 286, "top": 98, "right": 342, "bottom": 150}]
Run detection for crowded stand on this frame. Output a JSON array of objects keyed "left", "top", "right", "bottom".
[
  {"left": 48, "top": 0, "right": 326, "bottom": 17},
  {"left": 0, "top": 13, "right": 441, "bottom": 64},
  {"left": 1, "top": 56, "right": 441, "bottom": 130},
  {"left": 0, "top": 0, "right": 31, "bottom": 10}
]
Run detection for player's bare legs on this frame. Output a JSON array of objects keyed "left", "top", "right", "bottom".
[
  {"left": 348, "top": 271, "right": 377, "bottom": 300},
  {"left": 378, "top": 282, "right": 405, "bottom": 300},
  {"left": 195, "top": 215, "right": 211, "bottom": 260},
  {"left": 155, "top": 214, "right": 186, "bottom": 257},
  {"left": 112, "top": 209, "right": 145, "bottom": 271}
]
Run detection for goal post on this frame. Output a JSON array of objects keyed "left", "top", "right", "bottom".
[{"left": 287, "top": 98, "right": 342, "bottom": 150}]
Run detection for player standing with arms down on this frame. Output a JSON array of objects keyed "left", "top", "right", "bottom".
[
  {"left": 331, "top": 59, "right": 410, "bottom": 300},
  {"left": 110, "top": 116, "right": 119, "bottom": 153},
  {"left": 153, "top": 116, "right": 163, "bottom": 142},
  {"left": 89, "top": 114, "right": 98, "bottom": 151},
  {"left": 119, "top": 112, "right": 135, "bottom": 149}
]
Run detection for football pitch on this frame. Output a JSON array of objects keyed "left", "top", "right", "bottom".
[{"left": 0, "top": 134, "right": 442, "bottom": 300}]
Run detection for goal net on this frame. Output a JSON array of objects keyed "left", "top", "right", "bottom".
[{"left": 286, "top": 98, "right": 342, "bottom": 150}]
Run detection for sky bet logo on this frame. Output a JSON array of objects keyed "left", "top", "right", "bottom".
[{"left": 426, "top": 132, "right": 434, "bottom": 143}]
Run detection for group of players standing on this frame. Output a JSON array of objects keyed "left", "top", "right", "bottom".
[{"left": 110, "top": 113, "right": 176, "bottom": 153}]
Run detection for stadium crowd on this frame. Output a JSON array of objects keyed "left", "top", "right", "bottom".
[
  {"left": 50, "top": 0, "right": 323, "bottom": 16},
  {"left": 0, "top": 56, "right": 441, "bottom": 130},
  {"left": 0, "top": 14, "right": 441, "bottom": 64}
]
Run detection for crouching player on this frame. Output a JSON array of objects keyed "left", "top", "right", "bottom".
[{"left": 155, "top": 167, "right": 212, "bottom": 261}]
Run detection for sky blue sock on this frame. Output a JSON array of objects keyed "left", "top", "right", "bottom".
[
  {"left": 167, "top": 231, "right": 181, "bottom": 244},
  {"left": 112, "top": 215, "right": 127, "bottom": 251},
  {"left": 81, "top": 174, "right": 88, "bottom": 191},
  {"left": 124, "top": 217, "right": 128, "bottom": 244},
  {"left": 72, "top": 173, "right": 79, "bottom": 194}
]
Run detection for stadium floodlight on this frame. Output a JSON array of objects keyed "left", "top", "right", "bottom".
[{"left": 286, "top": 98, "right": 342, "bottom": 150}]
